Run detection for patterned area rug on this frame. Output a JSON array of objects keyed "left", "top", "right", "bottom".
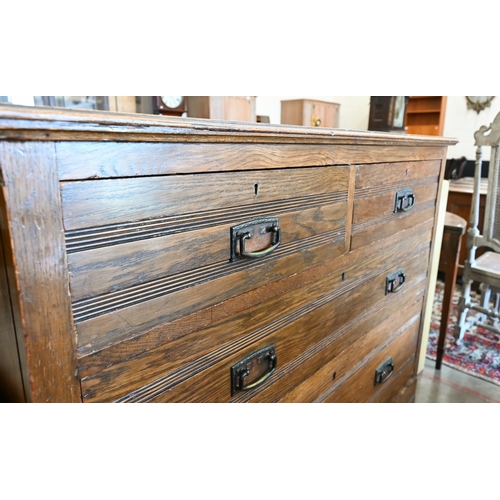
[{"left": 426, "top": 279, "right": 500, "bottom": 386}]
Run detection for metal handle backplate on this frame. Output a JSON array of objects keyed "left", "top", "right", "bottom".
[
  {"left": 375, "top": 357, "right": 395, "bottom": 386},
  {"left": 394, "top": 189, "right": 416, "bottom": 213},
  {"left": 230, "top": 217, "right": 281, "bottom": 262},
  {"left": 385, "top": 268, "right": 406, "bottom": 295},
  {"left": 231, "top": 345, "right": 277, "bottom": 396}
]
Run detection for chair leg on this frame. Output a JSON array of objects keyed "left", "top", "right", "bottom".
[
  {"left": 494, "top": 292, "right": 500, "bottom": 326},
  {"left": 455, "top": 278, "right": 473, "bottom": 342},
  {"left": 479, "top": 283, "right": 491, "bottom": 322}
]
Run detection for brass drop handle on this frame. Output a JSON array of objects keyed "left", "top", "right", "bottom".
[
  {"left": 239, "top": 354, "right": 277, "bottom": 391},
  {"left": 239, "top": 226, "right": 281, "bottom": 259},
  {"left": 231, "top": 345, "right": 277, "bottom": 396},
  {"left": 230, "top": 218, "right": 281, "bottom": 261},
  {"left": 311, "top": 115, "right": 321, "bottom": 127}
]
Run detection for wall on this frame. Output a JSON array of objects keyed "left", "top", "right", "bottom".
[
  {"left": 443, "top": 96, "right": 500, "bottom": 161},
  {"left": 256, "top": 96, "right": 500, "bottom": 160}
]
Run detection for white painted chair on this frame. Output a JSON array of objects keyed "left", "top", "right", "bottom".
[{"left": 455, "top": 111, "right": 500, "bottom": 339}]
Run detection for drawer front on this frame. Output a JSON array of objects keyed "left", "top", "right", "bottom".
[
  {"left": 321, "top": 320, "right": 420, "bottom": 403},
  {"left": 369, "top": 361, "right": 417, "bottom": 403},
  {"left": 80, "top": 239, "right": 430, "bottom": 403},
  {"left": 351, "top": 160, "right": 441, "bottom": 250},
  {"left": 61, "top": 166, "right": 349, "bottom": 355},
  {"left": 276, "top": 285, "right": 424, "bottom": 403},
  {"left": 62, "top": 154, "right": 440, "bottom": 404}
]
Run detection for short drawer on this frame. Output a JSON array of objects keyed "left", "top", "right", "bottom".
[{"left": 351, "top": 160, "right": 441, "bottom": 250}]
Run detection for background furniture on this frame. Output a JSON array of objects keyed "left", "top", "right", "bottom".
[
  {"left": 152, "top": 96, "right": 187, "bottom": 116},
  {"left": 281, "top": 99, "right": 339, "bottom": 128},
  {"left": 404, "top": 96, "right": 447, "bottom": 136},
  {"left": 436, "top": 212, "right": 467, "bottom": 369},
  {"left": 367, "top": 97, "right": 408, "bottom": 132},
  {"left": 186, "top": 96, "right": 256, "bottom": 122},
  {"left": 455, "top": 112, "right": 500, "bottom": 339},
  {"left": 0, "top": 104, "right": 455, "bottom": 403},
  {"left": 445, "top": 177, "right": 488, "bottom": 277}
]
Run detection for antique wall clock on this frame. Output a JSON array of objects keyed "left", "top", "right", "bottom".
[{"left": 153, "top": 96, "right": 186, "bottom": 116}]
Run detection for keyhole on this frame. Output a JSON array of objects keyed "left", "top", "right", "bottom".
[
  {"left": 341, "top": 272, "right": 346, "bottom": 281},
  {"left": 332, "top": 372, "right": 337, "bottom": 380},
  {"left": 405, "top": 169, "right": 409, "bottom": 176},
  {"left": 254, "top": 183, "right": 259, "bottom": 197}
]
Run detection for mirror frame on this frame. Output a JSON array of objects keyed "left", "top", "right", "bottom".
[{"left": 466, "top": 96, "right": 495, "bottom": 113}]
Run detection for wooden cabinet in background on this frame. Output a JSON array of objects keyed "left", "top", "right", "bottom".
[
  {"left": 108, "top": 96, "right": 137, "bottom": 114},
  {"left": 405, "top": 96, "right": 447, "bottom": 136},
  {"left": 281, "top": 99, "right": 340, "bottom": 128},
  {"left": 186, "top": 96, "right": 256, "bottom": 122}
]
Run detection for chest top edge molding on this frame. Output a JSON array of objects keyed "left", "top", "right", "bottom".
[{"left": 0, "top": 105, "right": 458, "bottom": 147}]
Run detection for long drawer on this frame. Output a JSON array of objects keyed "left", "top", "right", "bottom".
[{"left": 62, "top": 167, "right": 349, "bottom": 355}]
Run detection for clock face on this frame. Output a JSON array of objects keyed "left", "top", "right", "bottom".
[{"left": 160, "top": 96, "right": 183, "bottom": 109}]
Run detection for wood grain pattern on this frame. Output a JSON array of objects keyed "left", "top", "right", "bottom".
[
  {"left": 0, "top": 106, "right": 456, "bottom": 403},
  {"left": 78, "top": 217, "right": 434, "bottom": 377},
  {"left": 353, "top": 182, "right": 438, "bottom": 223},
  {"left": 80, "top": 245, "right": 430, "bottom": 402},
  {"left": 258, "top": 288, "right": 424, "bottom": 403},
  {"left": 56, "top": 142, "right": 449, "bottom": 180},
  {"left": 351, "top": 206, "right": 436, "bottom": 250},
  {"left": 137, "top": 257, "right": 427, "bottom": 404},
  {"left": 0, "top": 142, "right": 80, "bottom": 402},
  {"left": 68, "top": 202, "right": 347, "bottom": 302},
  {"left": 0, "top": 234, "right": 25, "bottom": 402},
  {"left": 0, "top": 105, "right": 458, "bottom": 147},
  {"left": 74, "top": 233, "right": 346, "bottom": 352},
  {"left": 65, "top": 192, "right": 344, "bottom": 253},
  {"left": 321, "top": 321, "right": 420, "bottom": 403},
  {"left": 369, "top": 360, "right": 416, "bottom": 403},
  {"left": 61, "top": 167, "right": 348, "bottom": 231},
  {"left": 355, "top": 160, "right": 441, "bottom": 189}
]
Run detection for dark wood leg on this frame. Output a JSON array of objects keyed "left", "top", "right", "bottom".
[{"left": 436, "top": 228, "right": 462, "bottom": 369}]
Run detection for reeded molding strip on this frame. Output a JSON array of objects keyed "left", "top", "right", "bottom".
[
  {"left": 112, "top": 249, "right": 429, "bottom": 403},
  {"left": 65, "top": 191, "right": 347, "bottom": 253},
  {"left": 354, "top": 177, "right": 438, "bottom": 199},
  {"left": 72, "top": 228, "right": 345, "bottom": 323}
]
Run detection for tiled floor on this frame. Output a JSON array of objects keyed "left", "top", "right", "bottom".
[{"left": 416, "top": 357, "right": 500, "bottom": 403}]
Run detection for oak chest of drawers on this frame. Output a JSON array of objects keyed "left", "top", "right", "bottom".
[{"left": 0, "top": 105, "right": 456, "bottom": 403}]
